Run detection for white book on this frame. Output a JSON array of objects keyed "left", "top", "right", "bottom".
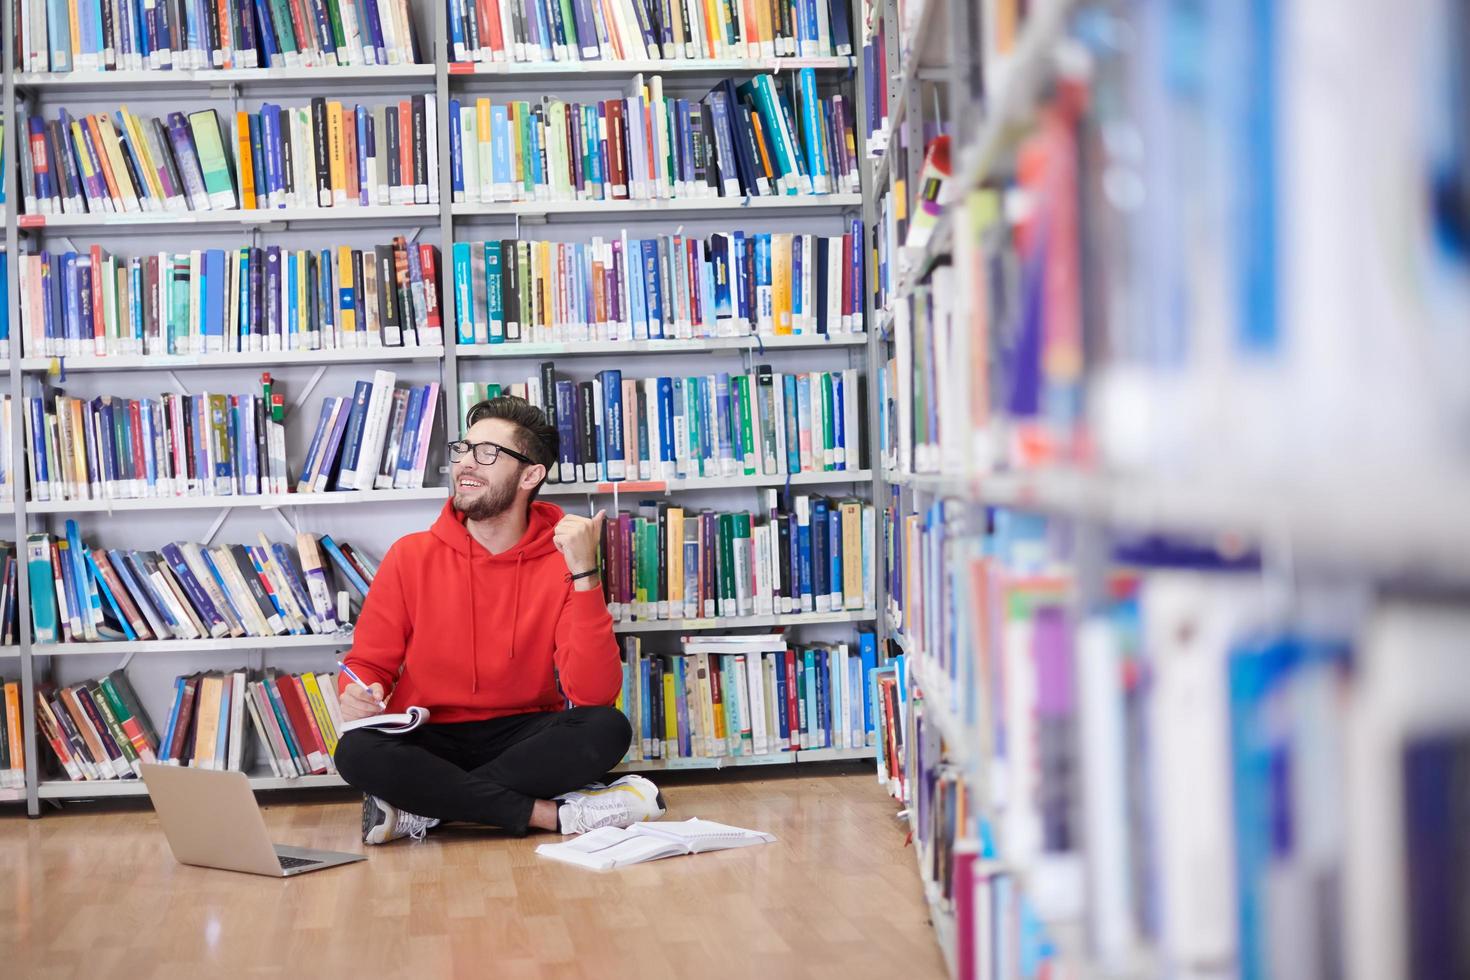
[
  {"left": 340, "top": 705, "right": 431, "bottom": 735},
  {"left": 536, "top": 819, "right": 774, "bottom": 871},
  {"left": 425, "top": 95, "right": 440, "bottom": 205}
]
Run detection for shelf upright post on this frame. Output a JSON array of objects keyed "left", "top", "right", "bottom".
[
  {"left": 4, "top": 0, "right": 42, "bottom": 818},
  {"left": 438, "top": 1, "right": 465, "bottom": 442}
]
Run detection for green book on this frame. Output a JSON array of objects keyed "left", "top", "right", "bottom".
[
  {"left": 731, "top": 513, "right": 752, "bottom": 616},
  {"left": 717, "top": 514, "right": 736, "bottom": 618},
  {"left": 735, "top": 376, "right": 757, "bottom": 475},
  {"left": 323, "top": 0, "right": 346, "bottom": 52},
  {"left": 821, "top": 373, "right": 836, "bottom": 470},
  {"left": 186, "top": 110, "right": 237, "bottom": 209}
]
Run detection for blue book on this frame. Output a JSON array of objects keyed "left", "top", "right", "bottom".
[
  {"left": 811, "top": 499, "right": 829, "bottom": 606},
  {"left": 485, "top": 241, "right": 504, "bottom": 341},
  {"left": 202, "top": 249, "right": 225, "bottom": 350},
  {"left": 674, "top": 655, "right": 691, "bottom": 757},
  {"left": 783, "top": 373, "right": 801, "bottom": 473},
  {"left": 247, "top": 546, "right": 294, "bottom": 632},
  {"left": 319, "top": 534, "right": 370, "bottom": 597},
  {"left": 804, "top": 649, "right": 819, "bottom": 748},
  {"left": 656, "top": 377, "right": 675, "bottom": 475},
  {"left": 828, "top": 503, "right": 843, "bottom": 606},
  {"left": 553, "top": 381, "right": 579, "bottom": 482},
  {"left": 858, "top": 631, "right": 877, "bottom": 739},
  {"left": 714, "top": 373, "right": 733, "bottom": 472},
  {"left": 452, "top": 242, "right": 474, "bottom": 343},
  {"left": 490, "top": 105, "right": 512, "bottom": 196},
  {"left": 639, "top": 656, "right": 652, "bottom": 755},
  {"left": 297, "top": 397, "right": 336, "bottom": 492},
  {"left": 315, "top": 396, "right": 353, "bottom": 490},
  {"left": 597, "top": 369, "right": 625, "bottom": 479},
  {"left": 773, "top": 650, "right": 790, "bottom": 746},
  {"left": 448, "top": 99, "right": 464, "bottom": 199},
  {"left": 394, "top": 387, "right": 425, "bottom": 480},
  {"left": 627, "top": 238, "right": 649, "bottom": 339},
  {"left": 106, "top": 549, "right": 164, "bottom": 636},
  {"left": 641, "top": 240, "right": 663, "bottom": 338},
  {"left": 796, "top": 506, "right": 813, "bottom": 609},
  {"left": 157, "top": 676, "right": 187, "bottom": 762},
  {"left": 161, "top": 542, "right": 225, "bottom": 637},
  {"left": 197, "top": 548, "right": 247, "bottom": 630},
  {"left": 318, "top": 249, "right": 335, "bottom": 342},
  {"left": 45, "top": 0, "right": 74, "bottom": 69},
  {"left": 336, "top": 379, "right": 373, "bottom": 490}
]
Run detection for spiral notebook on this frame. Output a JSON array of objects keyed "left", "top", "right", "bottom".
[{"left": 535, "top": 818, "right": 776, "bottom": 870}]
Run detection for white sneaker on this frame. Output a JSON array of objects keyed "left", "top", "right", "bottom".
[
  {"left": 556, "top": 775, "right": 667, "bottom": 835},
  {"left": 362, "top": 795, "right": 440, "bottom": 845}
]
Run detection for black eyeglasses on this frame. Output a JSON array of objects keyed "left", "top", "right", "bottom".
[{"left": 446, "top": 440, "right": 535, "bottom": 466}]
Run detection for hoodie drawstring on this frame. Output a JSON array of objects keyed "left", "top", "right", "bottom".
[
  {"left": 509, "top": 554, "right": 523, "bottom": 659},
  {"left": 467, "top": 548, "right": 479, "bottom": 693}
]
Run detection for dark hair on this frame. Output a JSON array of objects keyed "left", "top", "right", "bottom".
[{"left": 465, "top": 396, "right": 559, "bottom": 498}]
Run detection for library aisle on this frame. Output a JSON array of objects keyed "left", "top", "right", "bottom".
[{"left": 1, "top": 767, "right": 946, "bottom": 979}]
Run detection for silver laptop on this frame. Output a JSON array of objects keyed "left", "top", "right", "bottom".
[{"left": 141, "top": 763, "right": 366, "bottom": 877}]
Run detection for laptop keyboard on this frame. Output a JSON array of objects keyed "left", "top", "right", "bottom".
[{"left": 278, "top": 855, "right": 322, "bottom": 870}]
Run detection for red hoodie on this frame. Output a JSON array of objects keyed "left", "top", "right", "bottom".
[{"left": 337, "top": 499, "right": 621, "bottom": 723}]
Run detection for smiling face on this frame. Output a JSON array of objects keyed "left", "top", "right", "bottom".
[{"left": 452, "top": 417, "right": 537, "bottom": 521}]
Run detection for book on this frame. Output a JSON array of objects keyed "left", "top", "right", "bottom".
[
  {"left": 338, "top": 705, "right": 430, "bottom": 735},
  {"left": 534, "top": 818, "right": 774, "bottom": 870}
]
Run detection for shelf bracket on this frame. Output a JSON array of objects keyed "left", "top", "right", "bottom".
[
  {"left": 268, "top": 506, "right": 299, "bottom": 540},
  {"left": 286, "top": 364, "right": 329, "bottom": 423},
  {"left": 166, "top": 370, "right": 191, "bottom": 396},
  {"left": 201, "top": 508, "right": 231, "bottom": 546}
]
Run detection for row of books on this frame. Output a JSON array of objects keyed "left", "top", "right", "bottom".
[
  {"left": 299, "top": 373, "right": 442, "bottom": 493},
  {"left": 858, "top": 0, "right": 886, "bottom": 158},
  {"left": 33, "top": 668, "right": 348, "bottom": 782},
  {"left": 597, "top": 492, "right": 872, "bottom": 622},
  {"left": 452, "top": 227, "right": 865, "bottom": 344},
  {"left": 26, "top": 386, "right": 291, "bottom": 503},
  {"left": 616, "top": 631, "right": 878, "bottom": 762},
  {"left": 15, "top": 239, "right": 445, "bottom": 359},
  {"left": 0, "top": 680, "right": 24, "bottom": 788},
  {"left": 22, "top": 374, "right": 440, "bottom": 503},
  {"left": 449, "top": 0, "right": 854, "bottom": 63},
  {"left": 18, "top": 98, "right": 440, "bottom": 217},
  {"left": 461, "top": 364, "right": 865, "bottom": 482},
  {"left": 448, "top": 71, "right": 859, "bottom": 203},
  {"left": 27, "top": 522, "right": 375, "bottom": 644},
  {"left": 13, "top": 0, "right": 423, "bottom": 72}
]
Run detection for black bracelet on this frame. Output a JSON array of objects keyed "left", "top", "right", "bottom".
[{"left": 566, "top": 569, "right": 600, "bottom": 582}]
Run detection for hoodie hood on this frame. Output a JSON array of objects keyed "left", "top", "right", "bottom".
[{"left": 430, "top": 498, "right": 565, "bottom": 691}]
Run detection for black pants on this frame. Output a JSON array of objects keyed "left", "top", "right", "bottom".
[{"left": 333, "top": 706, "right": 632, "bottom": 836}]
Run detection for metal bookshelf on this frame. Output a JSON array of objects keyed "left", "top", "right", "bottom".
[{"left": 1, "top": 0, "right": 882, "bottom": 819}]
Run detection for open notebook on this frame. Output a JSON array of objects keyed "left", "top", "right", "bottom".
[
  {"left": 535, "top": 818, "right": 776, "bottom": 870},
  {"left": 339, "top": 706, "right": 430, "bottom": 735}
]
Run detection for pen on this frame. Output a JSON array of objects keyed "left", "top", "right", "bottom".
[{"left": 338, "top": 661, "right": 386, "bottom": 710}]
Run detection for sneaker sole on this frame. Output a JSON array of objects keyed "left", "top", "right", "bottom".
[{"left": 362, "top": 798, "right": 393, "bottom": 845}]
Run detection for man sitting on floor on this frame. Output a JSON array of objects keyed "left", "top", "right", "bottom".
[{"left": 333, "top": 395, "right": 665, "bottom": 845}]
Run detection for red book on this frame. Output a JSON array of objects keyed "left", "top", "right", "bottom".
[
  {"left": 169, "top": 673, "right": 202, "bottom": 764},
  {"left": 397, "top": 100, "right": 413, "bottom": 199},
  {"left": 479, "top": 0, "right": 504, "bottom": 55},
  {"left": 128, "top": 399, "right": 147, "bottom": 489},
  {"left": 273, "top": 673, "right": 327, "bottom": 773},
  {"left": 784, "top": 649, "right": 800, "bottom": 751},
  {"left": 89, "top": 245, "right": 105, "bottom": 352},
  {"left": 417, "top": 244, "right": 442, "bottom": 333},
  {"left": 286, "top": 675, "right": 330, "bottom": 767}
]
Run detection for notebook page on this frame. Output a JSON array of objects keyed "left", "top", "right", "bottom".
[{"left": 633, "top": 818, "right": 777, "bottom": 853}]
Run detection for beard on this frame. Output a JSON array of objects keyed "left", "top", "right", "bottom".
[{"left": 454, "top": 478, "right": 519, "bottom": 521}]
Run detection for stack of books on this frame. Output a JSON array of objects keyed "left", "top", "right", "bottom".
[
  {"left": 16, "top": 239, "right": 444, "bottom": 358},
  {"left": 617, "top": 630, "right": 878, "bottom": 763},
  {"left": 26, "top": 520, "right": 374, "bottom": 644},
  {"left": 601, "top": 492, "right": 873, "bottom": 622},
  {"left": 449, "top": 69, "right": 859, "bottom": 203},
  {"left": 16, "top": 0, "right": 423, "bottom": 71},
  {"left": 453, "top": 227, "right": 865, "bottom": 344},
  {"left": 17, "top": 98, "right": 441, "bottom": 217},
  {"left": 448, "top": 0, "right": 854, "bottom": 62},
  {"left": 461, "top": 363, "right": 864, "bottom": 481}
]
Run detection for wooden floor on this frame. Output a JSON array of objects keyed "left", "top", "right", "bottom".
[{"left": 0, "top": 765, "right": 945, "bottom": 979}]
